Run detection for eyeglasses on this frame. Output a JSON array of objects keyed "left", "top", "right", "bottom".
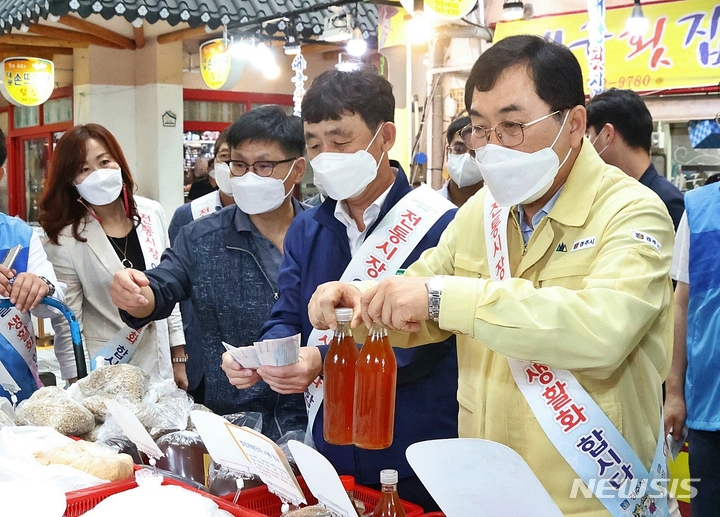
[
  {"left": 459, "top": 110, "right": 562, "bottom": 150},
  {"left": 225, "top": 157, "right": 298, "bottom": 177},
  {"left": 447, "top": 142, "right": 470, "bottom": 155}
]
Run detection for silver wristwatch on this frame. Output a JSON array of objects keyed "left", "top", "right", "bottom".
[{"left": 426, "top": 276, "right": 445, "bottom": 323}]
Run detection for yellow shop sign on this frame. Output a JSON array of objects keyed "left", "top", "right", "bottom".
[
  {"left": 200, "top": 39, "right": 243, "bottom": 90},
  {"left": 399, "top": 0, "right": 476, "bottom": 20},
  {"left": 495, "top": 0, "right": 720, "bottom": 92},
  {"left": 0, "top": 57, "right": 54, "bottom": 107}
]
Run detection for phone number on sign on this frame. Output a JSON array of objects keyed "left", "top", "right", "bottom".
[{"left": 609, "top": 75, "right": 652, "bottom": 89}]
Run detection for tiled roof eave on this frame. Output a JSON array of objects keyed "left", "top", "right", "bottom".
[{"left": 0, "top": 0, "right": 378, "bottom": 37}]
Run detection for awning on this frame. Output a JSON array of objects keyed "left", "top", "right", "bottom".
[{"left": 0, "top": 0, "right": 379, "bottom": 40}]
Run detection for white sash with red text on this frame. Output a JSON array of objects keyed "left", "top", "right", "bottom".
[
  {"left": 0, "top": 306, "right": 40, "bottom": 390},
  {"left": 91, "top": 203, "right": 166, "bottom": 370},
  {"left": 191, "top": 191, "right": 221, "bottom": 220},
  {"left": 304, "top": 184, "right": 455, "bottom": 439},
  {"left": 482, "top": 192, "right": 669, "bottom": 517}
]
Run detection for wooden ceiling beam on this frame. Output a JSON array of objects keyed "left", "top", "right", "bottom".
[
  {"left": 58, "top": 16, "right": 136, "bottom": 50},
  {"left": 27, "top": 24, "right": 122, "bottom": 49},
  {"left": 133, "top": 25, "right": 146, "bottom": 50},
  {"left": 158, "top": 26, "right": 220, "bottom": 45},
  {"left": 0, "top": 45, "right": 74, "bottom": 60},
  {"left": 0, "top": 34, "right": 88, "bottom": 49}
]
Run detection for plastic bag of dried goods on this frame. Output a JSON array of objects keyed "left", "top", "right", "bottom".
[{"left": 16, "top": 386, "right": 94, "bottom": 436}]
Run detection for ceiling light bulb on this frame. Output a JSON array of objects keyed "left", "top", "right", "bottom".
[
  {"left": 406, "top": 11, "right": 431, "bottom": 44},
  {"left": 253, "top": 42, "right": 274, "bottom": 68},
  {"left": 502, "top": 0, "right": 524, "bottom": 21},
  {"left": 346, "top": 28, "right": 367, "bottom": 57},
  {"left": 231, "top": 38, "right": 254, "bottom": 59},
  {"left": 625, "top": 2, "right": 649, "bottom": 36},
  {"left": 264, "top": 63, "right": 281, "bottom": 79}
]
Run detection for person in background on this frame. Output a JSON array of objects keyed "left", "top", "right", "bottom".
[
  {"left": 39, "top": 124, "right": 185, "bottom": 385},
  {"left": 665, "top": 183, "right": 720, "bottom": 517},
  {"left": 168, "top": 127, "right": 232, "bottom": 402},
  {"left": 308, "top": 36, "right": 674, "bottom": 515},
  {"left": 111, "top": 106, "right": 308, "bottom": 440},
  {"left": 0, "top": 129, "right": 65, "bottom": 403},
  {"left": 439, "top": 115, "right": 484, "bottom": 207},
  {"left": 187, "top": 156, "right": 218, "bottom": 201},
  {"left": 586, "top": 88, "right": 684, "bottom": 230},
  {"left": 221, "top": 68, "right": 458, "bottom": 511}
]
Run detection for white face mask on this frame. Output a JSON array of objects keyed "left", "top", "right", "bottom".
[
  {"left": 230, "top": 160, "right": 296, "bottom": 215},
  {"left": 212, "top": 162, "right": 233, "bottom": 195},
  {"left": 475, "top": 111, "right": 571, "bottom": 207},
  {"left": 447, "top": 153, "right": 483, "bottom": 188},
  {"left": 74, "top": 167, "right": 123, "bottom": 206},
  {"left": 310, "top": 124, "right": 385, "bottom": 201},
  {"left": 591, "top": 133, "right": 609, "bottom": 157}
]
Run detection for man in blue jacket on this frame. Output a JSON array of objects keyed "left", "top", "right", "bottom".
[
  {"left": 168, "top": 128, "right": 232, "bottom": 403},
  {"left": 221, "top": 68, "right": 459, "bottom": 511},
  {"left": 586, "top": 88, "right": 684, "bottom": 230},
  {"left": 111, "top": 106, "right": 308, "bottom": 440}
]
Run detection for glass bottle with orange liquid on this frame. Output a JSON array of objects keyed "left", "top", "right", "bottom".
[
  {"left": 353, "top": 323, "right": 397, "bottom": 450},
  {"left": 323, "top": 308, "right": 359, "bottom": 445},
  {"left": 372, "top": 469, "right": 406, "bottom": 517}
]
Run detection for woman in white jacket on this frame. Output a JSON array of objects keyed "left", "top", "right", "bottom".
[{"left": 39, "top": 123, "right": 186, "bottom": 387}]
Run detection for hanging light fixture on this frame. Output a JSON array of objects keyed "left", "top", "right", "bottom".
[
  {"left": 322, "top": 6, "right": 353, "bottom": 42},
  {"left": 346, "top": 4, "right": 367, "bottom": 57},
  {"left": 502, "top": 0, "right": 524, "bottom": 21},
  {"left": 346, "top": 27, "right": 367, "bottom": 56},
  {"left": 250, "top": 38, "right": 279, "bottom": 79},
  {"left": 284, "top": 18, "right": 301, "bottom": 55},
  {"left": 406, "top": 0, "right": 431, "bottom": 44},
  {"left": 625, "top": 0, "right": 649, "bottom": 36}
]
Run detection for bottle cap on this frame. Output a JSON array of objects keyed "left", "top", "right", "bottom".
[
  {"left": 335, "top": 308, "right": 353, "bottom": 322},
  {"left": 379, "top": 469, "right": 398, "bottom": 485},
  {"left": 339, "top": 475, "right": 355, "bottom": 491}
]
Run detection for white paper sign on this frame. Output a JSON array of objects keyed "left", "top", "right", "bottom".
[
  {"left": 223, "top": 334, "right": 300, "bottom": 370},
  {"left": 190, "top": 410, "right": 253, "bottom": 477},
  {"left": 406, "top": 438, "right": 563, "bottom": 517},
  {"left": 288, "top": 440, "right": 356, "bottom": 517},
  {"left": 226, "top": 426, "right": 305, "bottom": 506},
  {"left": 104, "top": 399, "right": 164, "bottom": 460}
]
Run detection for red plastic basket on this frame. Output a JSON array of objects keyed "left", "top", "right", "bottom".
[
  {"left": 226, "top": 477, "right": 424, "bottom": 517},
  {"left": 64, "top": 471, "right": 253, "bottom": 517}
]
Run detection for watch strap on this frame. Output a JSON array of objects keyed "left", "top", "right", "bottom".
[
  {"left": 426, "top": 275, "right": 444, "bottom": 323},
  {"left": 38, "top": 276, "right": 55, "bottom": 297}
]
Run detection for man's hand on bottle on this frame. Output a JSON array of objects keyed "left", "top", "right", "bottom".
[
  {"left": 308, "top": 281, "right": 363, "bottom": 331},
  {"left": 308, "top": 277, "right": 431, "bottom": 333}
]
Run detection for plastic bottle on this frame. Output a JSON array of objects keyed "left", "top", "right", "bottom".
[
  {"left": 323, "top": 308, "right": 359, "bottom": 445},
  {"left": 353, "top": 323, "right": 396, "bottom": 450},
  {"left": 371, "top": 469, "right": 406, "bottom": 517},
  {"left": 340, "top": 475, "right": 366, "bottom": 517}
]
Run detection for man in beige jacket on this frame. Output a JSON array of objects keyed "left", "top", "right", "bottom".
[{"left": 308, "top": 35, "right": 674, "bottom": 516}]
